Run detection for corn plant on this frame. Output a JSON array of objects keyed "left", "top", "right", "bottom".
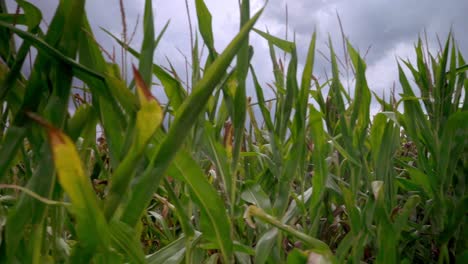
[{"left": 0, "top": 0, "right": 466, "bottom": 263}]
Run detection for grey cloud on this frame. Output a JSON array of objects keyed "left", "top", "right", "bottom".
[
  {"left": 253, "top": 0, "right": 468, "bottom": 98},
  {"left": 262, "top": 0, "right": 468, "bottom": 64},
  {"left": 6, "top": 0, "right": 467, "bottom": 100}
]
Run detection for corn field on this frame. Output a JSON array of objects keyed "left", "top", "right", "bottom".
[{"left": 0, "top": 1, "right": 467, "bottom": 263}]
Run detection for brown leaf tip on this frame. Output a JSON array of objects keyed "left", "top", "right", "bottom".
[
  {"left": 132, "top": 64, "right": 155, "bottom": 101},
  {"left": 25, "top": 111, "right": 52, "bottom": 129},
  {"left": 48, "top": 128, "right": 66, "bottom": 145},
  {"left": 25, "top": 111, "right": 66, "bottom": 145}
]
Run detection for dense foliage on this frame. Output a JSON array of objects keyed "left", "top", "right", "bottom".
[{"left": 0, "top": 1, "right": 466, "bottom": 263}]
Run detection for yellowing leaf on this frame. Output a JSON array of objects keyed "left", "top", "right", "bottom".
[
  {"left": 26, "top": 112, "right": 110, "bottom": 253},
  {"left": 133, "top": 65, "right": 163, "bottom": 150},
  {"left": 104, "top": 67, "right": 163, "bottom": 220},
  {"left": 49, "top": 128, "right": 94, "bottom": 209}
]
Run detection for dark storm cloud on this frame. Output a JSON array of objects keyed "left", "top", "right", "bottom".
[
  {"left": 254, "top": 0, "right": 468, "bottom": 98},
  {"left": 262, "top": 0, "right": 468, "bottom": 63},
  {"left": 6, "top": 0, "right": 467, "bottom": 101}
]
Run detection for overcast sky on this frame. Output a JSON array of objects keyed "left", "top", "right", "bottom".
[{"left": 7, "top": 0, "right": 468, "bottom": 106}]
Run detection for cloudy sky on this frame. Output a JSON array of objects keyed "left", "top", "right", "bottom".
[{"left": 7, "top": 0, "right": 468, "bottom": 105}]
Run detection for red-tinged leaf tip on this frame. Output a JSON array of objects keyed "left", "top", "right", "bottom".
[
  {"left": 132, "top": 64, "right": 155, "bottom": 101},
  {"left": 25, "top": 111, "right": 65, "bottom": 145},
  {"left": 223, "top": 121, "right": 233, "bottom": 150},
  {"left": 48, "top": 128, "right": 67, "bottom": 146},
  {"left": 25, "top": 111, "right": 52, "bottom": 129}
]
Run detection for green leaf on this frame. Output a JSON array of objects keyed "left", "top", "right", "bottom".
[
  {"left": 78, "top": 16, "right": 128, "bottom": 167},
  {"left": 109, "top": 220, "right": 146, "bottom": 264},
  {"left": 370, "top": 113, "right": 400, "bottom": 205},
  {"left": 0, "top": 20, "right": 104, "bottom": 83},
  {"left": 287, "top": 248, "right": 308, "bottom": 264},
  {"left": 153, "top": 64, "right": 187, "bottom": 111},
  {"left": 66, "top": 104, "right": 96, "bottom": 141},
  {"left": 4, "top": 143, "right": 55, "bottom": 260},
  {"left": 308, "top": 108, "right": 329, "bottom": 223},
  {"left": 168, "top": 151, "right": 233, "bottom": 263},
  {"left": 250, "top": 66, "right": 274, "bottom": 132},
  {"left": 15, "top": 1, "right": 42, "bottom": 29},
  {"left": 204, "top": 123, "right": 234, "bottom": 205},
  {"left": 298, "top": 31, "right": 316, "bottom": 120},
  {"left": 347, "top": 41, "right": 371, "bottom": 139},
  {"left": 146, "top": 232, "right": 202, "bottom": 264},
  {"left": 406, "top": 167, "right": 433, "bottom": 198},
  {"left": 241, "top": 184, "right": 272, "bottom": 212},
  {"left": 254, "top": 229, "right": 279, "bottom": 264},
  {"left": 232, "top": 0, "right": 251, "bottom": 174},
  {"left": 254, "top": 188, "right": 314, "bottom": 264},
  {"left": 245, "top": 206, "right": 333, "bottom": 256},
  {"left": 394, "top": 195, "right": 420, "bottom": 234},
  {"left": 101, "top": 23, "right": 188, "bottom": 112},
  {"left": 120, "top": 8, "right": 264, "bottom": 229},
  {"left": 438, "top": 111, "right": 468, "bottom": 192},
  {"left": 195, "top": 0, "right": 216, "bottom": 60},
  {"left": 0, "top": 126, "right": 26, "bottom": 181},
  {"left": 139, "top": 0, "right": 155, "bottom": 87},
  {"left": 253, "top": 28, "right": 295, "bottom": 53}
]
